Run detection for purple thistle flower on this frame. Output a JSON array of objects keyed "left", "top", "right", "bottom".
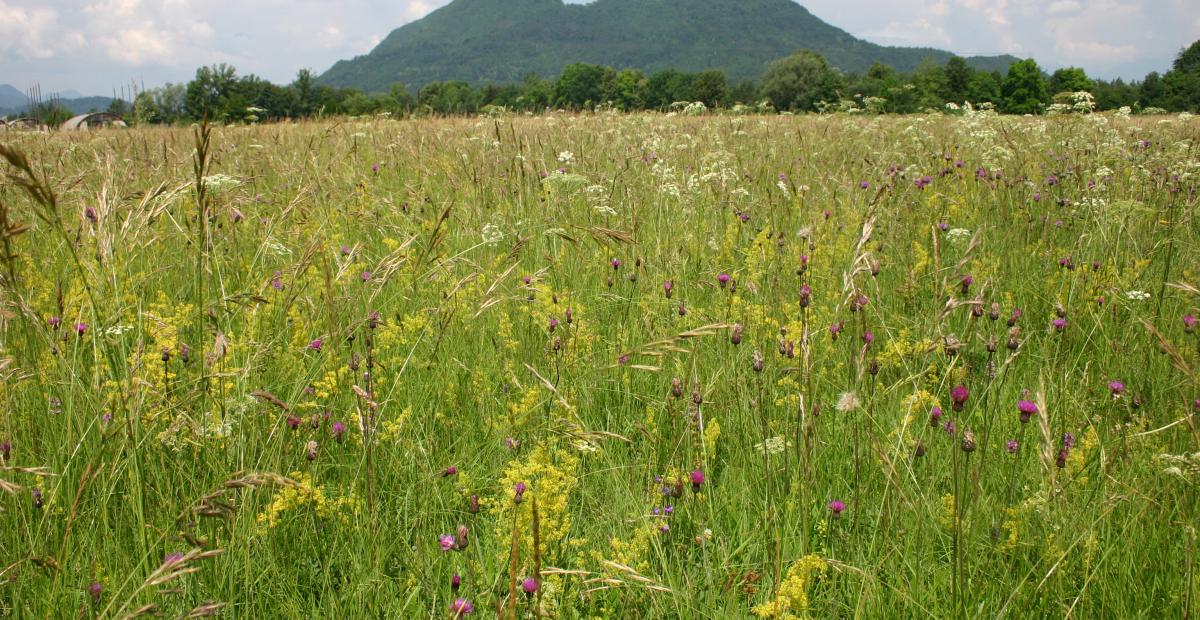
[
  {"left": 1045, "top": 174, "right": 1059, "bottom": 186},
  {"left": 1063, "top": 432, "right": 1076, "bottom": 450},
  {"left": 89, "top": 581, "right": 102, "bottom": 604},
  {"left": 860, "top": 181, "right": 870, "bottom": 189},
  {"left": 611, "top": 258, "right": 622, "bottom": 270},
  {"left": 522, "top": 577, "right": 539, "bottom": 596},
  {"left": 829, "top": 321, "right": 843, "bottom": 342},
  {"left": 32, "top": 487, "right": 43, "bottom": 509},
  {"left": 861, "top": 330, "right": 874, "bottom": 346},
  {"left": 0, "top": 440, "right": 10, "bottom": 461},
  {"left": 1018, "top": 400, "right": 1037, "bottom": 423},
  {"left": 439, "top": 535, "right": 455, "bottom": 552},
  {"left": 828, "top": 500, "right": 846, "bottom": 516},
  {"left": 449, "top": 598, "right": 474, "bottom": 616},
  {"left": 331, "top": 421, "right": 347, "bottom": 442},
  {"left": 442, "top": 466, "right": 458, "bottom": 477},
  {"left": 361, "top": 271, "right": 372, "bottom": 281},
  {"left": 514, "top": 481, "right": 527, "bottom": 503},
  {"left": 1108, "top": 381, "right": 1125, "bottom": 396},
  {"left": 451, "top": 573, "right": 461, "bottom": 592},
  {"left": 84, "top": 207, "right": 98, "bottom": 222},
  {"left": 942, "top": 420, "right": 957, "bottom": 436},
  {"left": 929, "top": 406, "right": 943, "bottom": 427},
  {"left": 717, "top": 273, "right": 731, "bottom": 287},
  {"left": 164, "top": 552, "right": 184, "bottom": 564},
  {"left": 548, "top": 318, "right": 558, "bottom": 332},
  {"left": 950, "top": 385, "right": 969, "bottom": 411},
  {"left": 730, "top": 324, "right": 743, "bottom": 345},
  {"left": 1006, "top": 440, "right": 1019, "bottom": 454},
  {"left": 308, "top": 338, "right": 323, "bottom": 351},
  {"left": 74, "top": 323, "right": 88, "bottom": 336},
  {"left": 48, "top": 316, "right": 62, "bottom": 329},
  {"left": 1183, "top": 314, "right": 1196, "bottom": 333},
  {"left": 663, "top": 280, "right": 673, "bottom": 298},
  {"left": 690, "top": 469, "right": 705, "bottom": 492},
  {"left": 961, "top": 275, "right": 973, "bottom": 295},
  {"left": 799, "top": 284, "right": 811, "bottom": 308},
  {"left": 938, "top": 221, "right": 949, "bottom": 231},
  {"left": 1052, "top": 318, "right": 1067, "bottom": 332}
]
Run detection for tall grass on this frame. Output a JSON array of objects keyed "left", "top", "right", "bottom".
[{"left": 1, "top": 109, "right": 1198, "bottom": 618}]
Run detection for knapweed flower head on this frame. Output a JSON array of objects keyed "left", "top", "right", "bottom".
[
  {"left": 48, "top": 316, "right": 62, "bottom": 329},
  {"left": 690, "top": 469, "right": 705, "bottom": 492},
  {"left": 663, "top": 280, "right": 673, "bottom": 298},
  {"left": 548, "top": 317, "right": 558, "bottom": 332},
  {"left": 961, "top": 429, "right": 977, "bottom": 453},
  {"left": 1018, "top": 400, "right": 1037, "bottom": 423},
  {"left": 950, "top": 385, "right": 969, "bottom": 411},
  {"left": 730, "top": 323, "right": 743, "bottom": 345},
  {"left": 451, "top": 573, "right": 461, "bottom": 592},
  {"left": 443, "top": 465, "right": 458, "bottom": 477},
  {"left": 1184, "top": 314, "right": 1196, "bottom": 333},
  {"left": 1006, "top": 440, "right": 1019, "bottom": 454},
  {"left": 0, "top": 440, "right": 10, "bottom": 461},
  {"left": 929, "top": 406, "right": 943, "bottom": 427},
  {"left": 89, "top": 581, "right": 102, "bottom": 604},
  {"left": 611, "top": 258, "right": 622, "bottom": 270},
  {"left": 331, "top": 421, "right": 347, "bottom": 442},
  {"left": 717, "top": 273, "right": 731, "bottom": 287},
  {"left": 961, "top": 275, "right": 973, "bottom": 294},
  {"left": 828, "top": 500, "right": 846, "bottom": 516},
  {"left": 75, "top": 322, "right": 88, "bottom": 336},
  {"left": 799, "top": 284, "right": 811, "bottom": 307},
  {"left": 449, "top": 598, "right": 474, "bottom": 616},
  {"left": 1052, "top": 318, "right": 1067, "bottom": 332},
  {"left": 304, "top": 440, "right": 318, "bottom": 461},
  {"left": 522, "top": 577, "right": 539, "bottom": 596},
  {"left": 439, "top": 534, "right": 455, "bottom": 551},
  {"left": 1108, "top": 381, "right": 1125, "bottom": 396},
  {"left": 308, "top": 338, "right": 323, "bottom": 351},
  {"left": 514, "top": 481, "right": 527, "bottom": 503}
]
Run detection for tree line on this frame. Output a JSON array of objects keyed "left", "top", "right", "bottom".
[{"left": 42, "top": 40, "right": 1200, "bottom": 124}]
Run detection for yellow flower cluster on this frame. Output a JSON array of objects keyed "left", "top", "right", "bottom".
[
  {"left": 490, "top": 445, "right": 580, "bottom": 564},
  {"left": 751, "top": 554, "right": 828, "bottom": 619},
  {"left": 255, "top": 471, "right": 362, "bottom": 533}
]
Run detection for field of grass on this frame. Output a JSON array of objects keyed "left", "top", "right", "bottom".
[{"left": 1, "top": 110, "right": 1198, "bottom": 618}]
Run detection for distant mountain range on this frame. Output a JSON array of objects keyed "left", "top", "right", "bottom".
[
  {"left": 0, "top": 84, "right": 115, "bottom": 118},
  {"left": 319, "top": 0, "right": 1020, "bottom": 92}
]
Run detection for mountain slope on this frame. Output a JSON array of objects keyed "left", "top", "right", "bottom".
[
  {"left": 319, "top": 0, "right": 1018, "bottom": 92},
  {"left": 0, "top": 84, "right": 27, "bottom": 109}
]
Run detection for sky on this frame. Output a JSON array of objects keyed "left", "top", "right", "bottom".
[{"left": 0, "top": 0, "right": 1197, "bottom": 97}]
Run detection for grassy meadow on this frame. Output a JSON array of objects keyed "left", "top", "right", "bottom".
[{"left": 1, "top": 109, "right": 1199, "bottom": 618}]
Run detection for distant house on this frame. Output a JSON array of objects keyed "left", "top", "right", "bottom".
[
  {"left": 5, "top": 117, "right": 48, "bottom": 131},
  {"left": 60, "top": 112, "right": 127, "bottom": 131}
]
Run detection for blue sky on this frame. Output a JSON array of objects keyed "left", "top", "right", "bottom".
[{"left": 1, "top": 0, "right": 1196, "bottom": 96}]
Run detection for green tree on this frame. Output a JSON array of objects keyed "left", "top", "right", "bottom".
[
  {"left": 186, "top": 64, "right": 239, "bottom": 120},
  {"left": 607, "top": 69, "right": 648, "bottom": 111},
  {"left": 1001, "top": 59, "right": 1049, "bottom": 114},
  {"left": 691, "top": 70, "right": 727, "bottom": 108},
  {"left": 760, "top": 50, "right": 841, "bottom": 112},
  {"left": 644, "top": 70, "right": 694, "bottom": 109},
  {"left": 943, "top": 56, "right": 973, "bottom": 103},
  {"left": 554, "top": 63, "right": 614, "bottom": 109},
  {"left": 1140, "top": 72, "right": 1166, "bottom": 109},
  {"left": 1048, "top": 67, "right": 1093, "bottom": 95}
]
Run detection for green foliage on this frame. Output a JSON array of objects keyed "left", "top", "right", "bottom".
[
  {"left": 553, "top": 63, "right": 615, "bottom": 109},
  {"left": 1048, "top": 67, "right": 1094, "bottom": 96},
  {"left": 1001, "top": 59, "right": 1049, "bottom": 114},
  {"left": 760, "top": 50, "right": 842, "bottom": 112}
]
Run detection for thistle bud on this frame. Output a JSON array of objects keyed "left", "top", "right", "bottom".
[
  {"left": 454, "top": 524, "right": 469, "bottom": 551},
  {"left": 989, "top": 302, "right": 1001, "bottom": 321},
  {"left": 752, "top": 349, "right": 764, "bottom": 372},
  {"left": 670, "top": 377, "right": 683, "bottom": 399},
  {"left": 730, "top": 323, "right": 743, "bottom": 345},
  {"left": 468, "top": 494, "right": 480, "bottom": 514},
  {"left": 305, "top": 440, "right": 319, "bottom": 461},
  {"left": 961, "top": 429, "right": 977, "bottom": 453}
]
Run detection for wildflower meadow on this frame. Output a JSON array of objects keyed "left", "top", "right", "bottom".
[{"left": 1, "top": 108, "right": 1198, "bottom": 618}]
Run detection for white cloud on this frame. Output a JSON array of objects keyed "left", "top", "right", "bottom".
[{"left": 0, "top": 1, "right": 83, "bottom": 59}]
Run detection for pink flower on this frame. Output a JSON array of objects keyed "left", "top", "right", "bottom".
[
  {"left": 1184, "top": 314, "right": 1196, "bottom": 333},
  {"left": 828, "top": 500, "right": 846, "bottom": 516},
  {"left": 1017, "top": 400, "right": 1037, "bottom": 423},
  {"left": 951, "top": 385, "right": 969, "bottom": 411},
  {"left": 1108, "top": 381, "right": 1125, "bottom": 396},
  {"left": 1052, "top": 318, "right": 1067, "bottom": 332},
  {"left": 690, "top": 469, "right": 705, "bottom": 492},
  {"left": 717, "top": 273, "right": 731, "bottom": 287},
  {"left": 308, "top": 338, "right": 323, "bottom": 351},
  {"left": 449, "top": 599, "right": 474, "bottom": 617},
  {"left": 439, "top": 535, "right": 455, "bottom": 552}
]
